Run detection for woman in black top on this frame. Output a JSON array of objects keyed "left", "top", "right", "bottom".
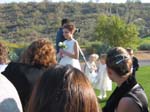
[
  {"left": 2, "top": 39, "right": 57, "bottom": 110},
  {"left": 103, "top": 47, "right": 148, "bottom": 112}
]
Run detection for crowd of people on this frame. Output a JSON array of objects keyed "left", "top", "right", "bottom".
[{"left": 0, "top": 18, "right": 149, "bottom": 112}]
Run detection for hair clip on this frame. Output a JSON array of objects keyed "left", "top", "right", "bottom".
[{"left": 115, "top": 54, "right": 130, "bottom": 64}]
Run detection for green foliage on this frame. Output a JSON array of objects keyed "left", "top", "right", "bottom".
[
  {"left": 140, "top": 37, "right": 150, "bottom": 44},
  {"left": 138, "top": 43, "right": 150, "bottom": 50},
  {"left": 82, "top": 41, "right": 110, "bottom": 55},
  {"left": 138, "top": 37, "right": 150, "bottom": 50},
  {"left": 136, "top": 66, "right": 150, "bottom": 109},
  {"left": 0, "top": 39, "right": 26, "bottom": 49},
  {"left": 1, "top": 2, "right": 150, "bottom": 44},
  {"left": 0, "top": 39, "right": 28, "bottom": 61},
  {"left": 9, "top": 50, "right": 19, "bottom": 62},
  {"left": 95, "top": 15, "right": 140, "bottom": 49}
]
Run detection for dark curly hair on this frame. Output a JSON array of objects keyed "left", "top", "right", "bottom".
[{"left": 20, "top": 39, "right": 56, "bottom": 68}]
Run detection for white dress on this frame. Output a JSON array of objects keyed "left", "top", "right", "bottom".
[
  {"left": 97, "top": 64, "right": 112, "bottom": 91},
  {"left": 84, "top": 62, "right": 98, "bottom": 85},
  {"left": 59, "top": 39, "right": 81, "bottom": 70}
]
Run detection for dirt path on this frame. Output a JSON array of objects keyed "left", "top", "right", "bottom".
[{"left": 135, "top": 51, "right": 150, "bottom": 66}]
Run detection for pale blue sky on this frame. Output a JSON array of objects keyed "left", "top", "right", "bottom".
[{"left": 0, "top": 0, "right": 150, "bottom": 4}]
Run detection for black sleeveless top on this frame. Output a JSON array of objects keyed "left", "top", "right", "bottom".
[
  {"left": 124, "top": 84, "right": 148, "bottom": 112},
  {"left": 102, "top": 76, "right": 148, "bottom": 112}
]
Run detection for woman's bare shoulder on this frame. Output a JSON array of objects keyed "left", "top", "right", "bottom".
[{"left": 116, "top": 97, "right": 141, "bottom": 112}]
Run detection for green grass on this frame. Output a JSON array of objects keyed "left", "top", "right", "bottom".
[
  {"left": 0, "top": 39, "right": 28, "bottom": 49},
  {"left": 96, "top": 66, "right": 150, "bottom": 109},
  {"left": 140, "top": 37, "right": 150, "bottom": 44},
  {"left": 136, "top": 66, "right": 150, "bottom": 109}
]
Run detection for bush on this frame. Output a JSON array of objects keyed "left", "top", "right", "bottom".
[
  {"left": 95, "top": 15, "right": 139, "bottom": 49},
  {"left": 138, "top": 43, "right": 150, "bottom": 50},
  {"left": 84, "top": 41, "right": 110, "bottom": 55},
  {"left": 9, "top": 50, "right": 19, "bottom": 62},
  {"left": 0, "top": 39, "right": 28, "bottom": 62},
  {"left": 8, "top": 47, "right": 26, "bottom": 62}
]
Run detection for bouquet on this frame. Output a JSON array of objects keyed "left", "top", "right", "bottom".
[
  {"left": 58, "top": 42, "right": 67, "bottom": 49},
  {"left": 57, "top": 42, "right": 67, "bottom": 61}
]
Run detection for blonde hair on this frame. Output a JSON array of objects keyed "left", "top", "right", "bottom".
[{"left": 90, "top": 54, "right": 99, "bottom": 61}]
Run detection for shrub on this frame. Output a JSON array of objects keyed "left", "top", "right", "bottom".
[
  {"left": 138, "top": 43, "right": 150, "bottom": 50},
  {"left": 83, "top": 41, "right": 110, "bottom": 55}
]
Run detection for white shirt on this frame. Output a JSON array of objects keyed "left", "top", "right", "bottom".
[{"left": 0, "top": 74, "right": 23, "bottom": 112}]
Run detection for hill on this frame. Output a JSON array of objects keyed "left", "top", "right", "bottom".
[{"left": 0, "top": 2, "right": 150, "bottom": 44}]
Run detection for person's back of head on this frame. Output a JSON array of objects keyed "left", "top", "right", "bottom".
[
  {"left": 63, "top": 22, "right": 76, "bottom": 34},
  {"left": 20, "top": 38, "right": 56, "bottom": 68},
  {"left": 27, "top": 65, "right": 100, "bottom": 112},
  {"left": 106, "top": 47, "right": 132, "bottom": 76},
  {"left": 61, "top": 18, "right": 70, "bottom": 26},
  {"left": 0, "top": 42, "right": 9, "bottom": 64}
]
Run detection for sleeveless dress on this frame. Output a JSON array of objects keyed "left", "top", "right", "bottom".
[
  {"left": 84, "top": 62, "right": 98, "bottom": 86},
  {"left": 98, "top": 64, "right": 112, "bottom": 91},
  {"left": 59, "top": 39, "right": 81, "bottom": 70}
]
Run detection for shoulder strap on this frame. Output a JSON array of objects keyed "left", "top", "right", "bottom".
[{"left": 124, "top": 84, "right": 148, "bottom": 112}]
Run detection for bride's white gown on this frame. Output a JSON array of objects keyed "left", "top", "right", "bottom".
[{"left": 59, "top": 39, "right": 81, "bottom": 70}]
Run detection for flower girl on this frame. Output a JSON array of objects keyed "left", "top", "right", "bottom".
[
  {"left": 84, "top": 53, "right": 99, "bottom": 85},
  {"left": 97, "top": 54, "right": 112, "bottom": 99},
  {"left": 59, "top": 23, "right": 81, "bottom": 70}
]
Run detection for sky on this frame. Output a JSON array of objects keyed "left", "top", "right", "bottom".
[{"left": 0, "top": 0, "right": 150, "bottom": 4}]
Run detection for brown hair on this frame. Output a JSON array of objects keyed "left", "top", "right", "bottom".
[
  {"left": 27, "top": 65, "right": 100, "bottom": 112},
  {"left": 100, "top": 54, "right": 107, "bottom": 60},
  {"left": 63, "top": 23, "right": 76, "bottom": 34},
  {"left": 0, "top": 42, "right": 9, "bottom": 64},
  {"left": 61, "top": 18, "right": 70, "bottom": 26},
  {"left": 20, "top": 39, "right": 56, "bottom": 68},
  {"left": 106, "top": 47, "right": 132, "bottom": 76}
]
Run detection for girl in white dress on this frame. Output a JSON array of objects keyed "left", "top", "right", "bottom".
[
  {"left": 84, "top": 54, "right": 99, "bottom": 86},
  {"left": 97, "top": 54, "right": 112, "bottom": 99},
  {"left": 59, "top": 23, "right": 81, "bottom": 70}
]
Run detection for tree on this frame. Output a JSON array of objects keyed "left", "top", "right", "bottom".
[{"left": 95, "top": 15, "right": 139, "bottom": 49}]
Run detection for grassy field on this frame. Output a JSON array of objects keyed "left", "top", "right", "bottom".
[
  {"left": 96, "top": 66, "right": 150, "bottom": 110},
  {"left": 140, "top": 37, "right": 150, "bottom": 44}
]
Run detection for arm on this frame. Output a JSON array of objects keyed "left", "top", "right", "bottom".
[{"left": 116, "top": 97, "right": 141, "bottom": 112}]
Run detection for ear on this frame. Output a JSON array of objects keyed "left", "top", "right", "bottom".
[{"left": 107, "top": 67, "right": 112, "bottom": 76}]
